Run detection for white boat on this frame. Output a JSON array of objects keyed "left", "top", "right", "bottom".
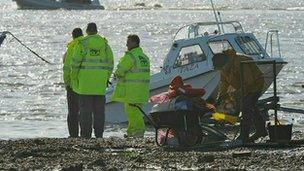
[
  {"left": 14, "top": 0, "right": 104, "bottom": 10},
  {"left": 105, "top": 21, "right": 287, "bottom": 123}
]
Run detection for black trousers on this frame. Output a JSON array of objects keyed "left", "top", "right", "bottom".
[
  {"left": 78, "top": 95, "right": 105, "bottom": 138},
  {"left": 66, "top": 87, "right": 80, "bottom": 137},
  {"left": 241, "top": 91, "right": 266, "bottom": 141}
]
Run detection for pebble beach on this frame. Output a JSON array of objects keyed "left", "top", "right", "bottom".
[{"left": 1, "top": 135, "right": 304, "bottom": 170}]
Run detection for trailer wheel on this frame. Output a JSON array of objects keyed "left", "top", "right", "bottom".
[
  {"left": 177, "top": 129, "right": 203, "bottom": 147},
  {"left": 200, "top": 125, "right": 228, "bottom": 142}
]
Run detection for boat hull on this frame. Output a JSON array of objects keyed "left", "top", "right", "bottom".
[{"left": 15, "top": 0, "right": 104, "bottom": 10}]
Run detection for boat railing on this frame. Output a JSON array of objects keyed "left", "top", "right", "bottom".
[
  {"left": 265, "top": 30, "right": 282, "bottom": 58},
  {"left": 173, "top": 21, "right": 244, "bottom": 41}
]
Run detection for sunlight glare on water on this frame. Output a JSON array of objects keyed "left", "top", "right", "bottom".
[{"left": 0, "top": 0, "right": 303, "bottom": 139}]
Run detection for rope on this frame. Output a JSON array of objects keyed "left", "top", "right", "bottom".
[{"left": 1, "top": 31, "right": 52, "bottom": 64}]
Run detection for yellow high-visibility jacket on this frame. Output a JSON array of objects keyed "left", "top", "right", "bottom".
[
  {"left": 63, "top": 36, "right": 83, "bottom": 87},
  {"left": 71, "top": 34, "right": 114, "bottom": 95},
  {"left": 112, "top": 47, "right": 150, "bottom": 103}
]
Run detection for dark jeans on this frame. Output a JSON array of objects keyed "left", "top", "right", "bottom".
[
  {"left": 66, "top": 87, "right": 79, "bottom": 137},
  {"left": 241, "top": 91, "right": 266, "bottom": 141},
  {"left": 78, "top": 95, "right": 105, "bottom": 138}
]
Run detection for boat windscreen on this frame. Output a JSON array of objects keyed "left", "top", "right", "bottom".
[
  {"left": 208, "top": 40, "right": 233, "bottom": 54},
  {"left": 235, "top": 36, "right": 263, "bottom": 55},
  {"left": 174, "top": 24, "right": 221, "bottom": 40},
  {"left": 173, "top": 44, "right": 207, "bottom": 68},
  {"left": 174, "top": 22, "right": 243, "bottom": 41}
]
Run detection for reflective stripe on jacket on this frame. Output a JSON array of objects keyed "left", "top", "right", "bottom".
[
  {"left": 71, "top": 34, "right": 114, "bottom": 95},
  {"left": 112, "top": 47, "right": 150, "bottom": 103}
]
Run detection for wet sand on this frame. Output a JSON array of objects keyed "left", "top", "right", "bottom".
[{"left": 1, "top": 135, "right": 304, "bottom": 170}]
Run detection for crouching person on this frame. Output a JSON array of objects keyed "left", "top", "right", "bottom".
[{"left": 212, "top": 49, "right": 267, "bottom": 143}]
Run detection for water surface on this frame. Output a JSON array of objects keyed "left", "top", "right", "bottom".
[{"left": 0, "top": 0, "right": 303, "bottom": 139}]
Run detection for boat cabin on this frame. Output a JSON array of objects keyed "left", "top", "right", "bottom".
[
  {"left": 162, "top": 21, "right": 270, "bottom": 75},
  {"left": 151, "top": 21, "right": 284, "bottom": 97}
]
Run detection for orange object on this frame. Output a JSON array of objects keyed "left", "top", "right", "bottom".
[
  {"left": 169, "top": 76, "right": 184, "bottom": 91},
  {"left": 168, "top": 76, "right": 205, "bottom": 99}
]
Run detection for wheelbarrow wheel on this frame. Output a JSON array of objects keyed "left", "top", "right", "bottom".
[{"left": 156, "top": 128, "right": 173, "bottom": 146}]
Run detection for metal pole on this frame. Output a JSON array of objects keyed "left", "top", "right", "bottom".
[
  {"left": 210, "top": 0, "right": 221, "bottom": 34},
  {"left": 217, "top": 11, "right": 225, "bottom": 33},
  {"left": 240, "top": 63, "right": 244, "bottom": 113},
  {"left": 276, "top": 31, "right": 282, "bottom": 58},
  {"left": 265, "top": 31, "right": 269, "bottom": 52},
  {"left": 270, "top": 33, "right": 273, "bottom": 58},
  {"left": 273, "top": 60, "right": 278, "bottom": 125},
  {"left": 240, "top": 61, "right": 245, "bottom": 141}
]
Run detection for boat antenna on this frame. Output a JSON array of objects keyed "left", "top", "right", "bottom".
[
  {"left": 210, "top": 0, "right": 221, "bottom": 34},
  {"left": 217, "top": 11, "right": 225, "bottom": 33},
  {"left": 0, "top": 31, "right": 51, "bottom": 64}
]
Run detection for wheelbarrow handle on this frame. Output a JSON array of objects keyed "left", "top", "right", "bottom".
[{"left": 129, "top": 103, "right": 158, "bottom": 129}]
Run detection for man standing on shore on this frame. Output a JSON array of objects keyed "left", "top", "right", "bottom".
[
  {"left": 212, "top": 49, "right": 267, "bottom": 143},
  {"left": 63, "top": 28, "right": 83, "bottom": 138},
  {"left": 112, "top": 34, "right": 150, "bottom": 138},
  {"left": 71, "top": 23, "right": 114, "bottom": 138}
]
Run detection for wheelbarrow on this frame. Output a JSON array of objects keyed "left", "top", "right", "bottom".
[
  {"left": 130, "top": 96, "right": 228, "bottom": 147},
  {"left": 130, "top": 103, "right": 203, "bottom": 147}
]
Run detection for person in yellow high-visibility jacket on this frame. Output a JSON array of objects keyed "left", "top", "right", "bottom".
[
  {"left": 63, "top": 28, "right": 83, "bottom": 138},
  {"left": 71, "top": 23, "right": 114, "bottom": 138},
  {"left": 112, "top": 34, "right": 150, "bottom": 138}
]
